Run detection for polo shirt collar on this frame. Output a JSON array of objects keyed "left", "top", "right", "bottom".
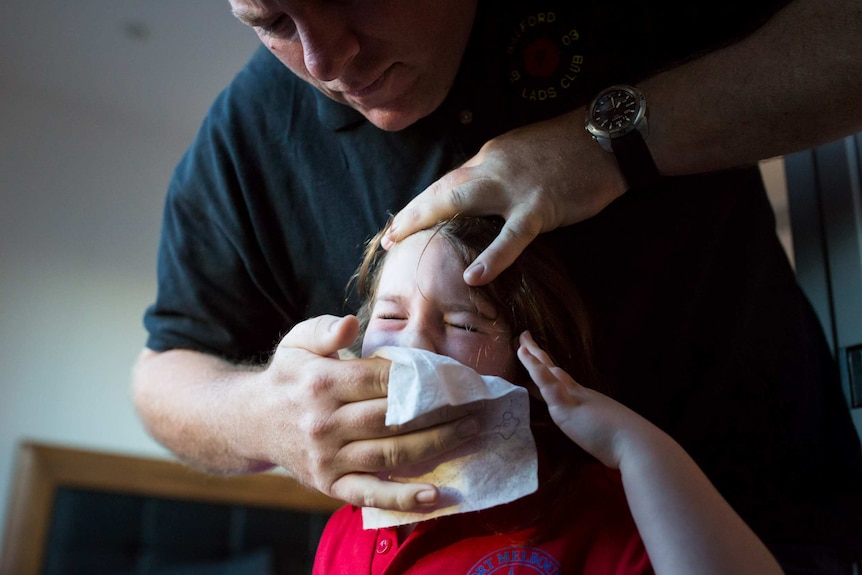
[{"left": 314, "top": 89, "right": 367, "bottom": 131}]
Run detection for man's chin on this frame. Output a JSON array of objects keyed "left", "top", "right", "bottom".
[{"left": 359, "top": 106, "right": 430, "bottom": 132}]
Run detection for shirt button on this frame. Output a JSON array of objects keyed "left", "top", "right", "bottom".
[
  {"left": 459, "top": 109, "right": 473, "bottom": 125},
  {"left": 376, "top": 538, "right": 392, "bottom": 554}
]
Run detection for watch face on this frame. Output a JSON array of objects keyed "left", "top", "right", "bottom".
[{"left": 587, "top": 86, "right": 645, "bottom": 137}]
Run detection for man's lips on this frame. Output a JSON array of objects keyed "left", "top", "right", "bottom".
[
  {"left": 345, "top": 76, "right": 383, "bottom": 97},
  {"left": 342, "top": 65, "right": 393, "bottom": 99}
]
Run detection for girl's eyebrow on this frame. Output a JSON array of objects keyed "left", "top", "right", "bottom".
[
  {"left": 445, "top": 302, "right": 488, "bottom": 315},
  {"left": 439, "top": 300, "right": 500, "bottom": 322},
  {"left": 375, "top": 294, "right": 405, "bottom": 305}
]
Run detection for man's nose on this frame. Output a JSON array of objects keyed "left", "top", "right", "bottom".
[{"left": 298, "top": 11, "right": 359, "bottom": 81}]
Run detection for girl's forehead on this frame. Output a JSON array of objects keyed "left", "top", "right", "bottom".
[
  {"left": 378, "top": 231, "right": 502, "bottom": 319},
  {"left": 385, "top": 230, "right": 457, "bottom": 271},
  {"left": 381, "top": 233, "right": 453, "bottom": 285}
]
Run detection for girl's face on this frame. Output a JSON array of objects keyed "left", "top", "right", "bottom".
[{"left": 361, "top": 231, "right": 520, "bottom": 381}]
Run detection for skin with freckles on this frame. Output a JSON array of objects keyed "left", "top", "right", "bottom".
[
  {"left": 361, "top": 230, "right": 520, "bottom": 382},
  {"left": 353, "top": 217, "right": 598, "bottom": 398},
  {"left": 227, "top": 0, "right": 478, "bottom": 131}
]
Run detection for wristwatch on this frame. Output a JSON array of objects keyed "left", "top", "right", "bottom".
[{"left": 584, "top": 84, "right": 659, "bottom": 190}]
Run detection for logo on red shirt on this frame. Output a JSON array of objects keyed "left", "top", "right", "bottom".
[{"left": 467, "top": 546, "right": 560, "bottom": 575}]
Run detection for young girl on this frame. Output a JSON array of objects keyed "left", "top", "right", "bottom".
[{"left": 312, "top": 216, "right": 784, "bottom": 575}]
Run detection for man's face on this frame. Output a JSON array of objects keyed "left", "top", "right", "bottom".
[
  {"left": 228, "top": 0, "right": 478, "bottom": 131},
  {"left": 361, "top": 231, "right": 519, "bottom": 381}
]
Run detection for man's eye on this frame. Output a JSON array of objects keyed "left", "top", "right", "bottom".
[
  {"left": 258, "top": 15, "right": 295, "bottom": 37},
  {"left": 448, "top": 322, "right": 477, "bottom": 333}
]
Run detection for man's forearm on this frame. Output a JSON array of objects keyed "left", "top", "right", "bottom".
[
  {"left": 132, "top": 348, "right": 274, "bottom": 475},
  {"left": 643, "top": 0, "right": 862, "bottom": 176}
]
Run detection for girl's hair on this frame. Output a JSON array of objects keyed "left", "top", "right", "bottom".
[
  {"left": 351, "top": 216, "right": 608, "bottom": 545},
  {"left": 351, "top": 215, "right": 606, "bottom": 542},
  {"left": 352, "top": 216, "right": 599, "bottom": 391}
]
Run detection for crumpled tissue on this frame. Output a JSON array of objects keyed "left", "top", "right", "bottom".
[{"left": 361, "top": 346, "right": 538, "bottom": 529}]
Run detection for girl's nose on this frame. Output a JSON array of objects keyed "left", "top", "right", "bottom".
[{"left": 396, "top": 322, "right": 438, "bottom": 354}]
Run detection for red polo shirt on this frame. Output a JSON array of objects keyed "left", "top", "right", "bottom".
[{"left": 313, "top": 463, "right": 652, "bottom": 575}]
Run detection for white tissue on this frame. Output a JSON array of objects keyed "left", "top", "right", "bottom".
[{"left": 361, "top": 346, "right": 538, "bottom": 529}]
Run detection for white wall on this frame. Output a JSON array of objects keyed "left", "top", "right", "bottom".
[
  {"left": 0, "top": 1, "right": 259, "bottom": 551},
  {"left": 0, "top": 83, "right": 176, "bottom": 525}
]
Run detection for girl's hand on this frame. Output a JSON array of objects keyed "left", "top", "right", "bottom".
[
  {"left": 517, "top": 331, "right": 659, "bottom": 470},
  {"left": 518, "top": 331, "right": 785, "bottom": 575}
]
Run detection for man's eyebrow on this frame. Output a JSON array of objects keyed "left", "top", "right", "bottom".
[{"left": 230, "top": 7, "right": 269, "bottom": 27}]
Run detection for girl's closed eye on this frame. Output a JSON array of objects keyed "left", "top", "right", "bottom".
[
  {"left": 446, "top": 320, "right": 477, "bottom": 332},
  {"left": 445, "top": 310, "right": 494, "bottom": 334},
  {"left": 377, "top": 313, "right": 407, "bottom": 321},
  {"left": 372, "top": 298, "right": 407, "bottom": 322}
]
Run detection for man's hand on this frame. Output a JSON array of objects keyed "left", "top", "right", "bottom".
[
  {"left": 261, "top": 315, "right": 480, "bottom": 510},
  {"left": 382, "top": 111, "right": 626, "bottom": 285},
  {"left": 133, "top": 315, "right": 481, "bottom": 513}
]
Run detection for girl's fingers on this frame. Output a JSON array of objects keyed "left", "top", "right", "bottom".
[{"left": 518, "top": 331, "right": 554, "bottom": 366}]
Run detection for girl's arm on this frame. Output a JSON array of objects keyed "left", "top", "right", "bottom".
[{"left": 517, "top": 331, "right": 784, "bottom": 575}]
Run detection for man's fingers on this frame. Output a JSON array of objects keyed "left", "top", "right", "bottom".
[
  {"left": 382, "top": 180, "right": 458, "bottom": 249},
  {"left": 383, "top": 167, "right": 489, "bottom": 249},
  {"left": 277, "top": 315, "right": 392, "bottom": 404},
  {"left": 463, "top": 214, "right": 541, "bottom": 285},
  {"left": 330, "top": 473, "right": 440, "bottom": 512},
  {"left": 331, "top": 398, "right": 480, "bottom": 442},
  {"left": 336, "top": 414, "right": 479, "bottom": 473},
  {"left": 279, "top": 314, "right": 359, "bottom": 356}
]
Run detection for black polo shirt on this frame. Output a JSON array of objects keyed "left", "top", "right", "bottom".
[{"left": 144, "top": 0, "right": 862, "bottom": 558}]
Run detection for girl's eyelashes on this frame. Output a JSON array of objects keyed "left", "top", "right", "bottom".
[
  {"left": 372, "top": 313, "right": 478, "bottom": 332},
  {"left": 371, "top": 301, "right": 407, "bottom": 322},
  {"left": 369, "top": 298, "right": 490, "bottom": 334},
  {"left": 447, "top": 322, "right": 478, "bottom": 333}
]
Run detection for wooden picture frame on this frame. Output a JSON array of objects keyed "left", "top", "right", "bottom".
[{"left": 0, "top": 441, "right": 341, "bottom": 575}]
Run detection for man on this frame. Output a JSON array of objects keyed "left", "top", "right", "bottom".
[{"left": 133, "top": 0, "right": 862, "bottom": 572}]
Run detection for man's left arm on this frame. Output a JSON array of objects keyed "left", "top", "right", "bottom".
[{"left": 384, "top": 0, "right": 862, "bottom": 284}]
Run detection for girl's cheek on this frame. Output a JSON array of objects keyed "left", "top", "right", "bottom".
[
  {"left": 360, "top": 328, "right": 396, "bottom": 357},
  {"left": 437, "top": 336, "right": 497, "bottom": 376}
]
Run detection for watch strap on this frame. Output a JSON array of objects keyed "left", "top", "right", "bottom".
[{"left": 610, "top": 130, "right": 660, "bottom": 190}]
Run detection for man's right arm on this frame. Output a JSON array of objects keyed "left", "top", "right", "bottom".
[
  {"left": 132, "top": 347, "right": 277, "bottom": 475},
  {"left": 132, "top": 314, "right": 480, "bottom": 511}
]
